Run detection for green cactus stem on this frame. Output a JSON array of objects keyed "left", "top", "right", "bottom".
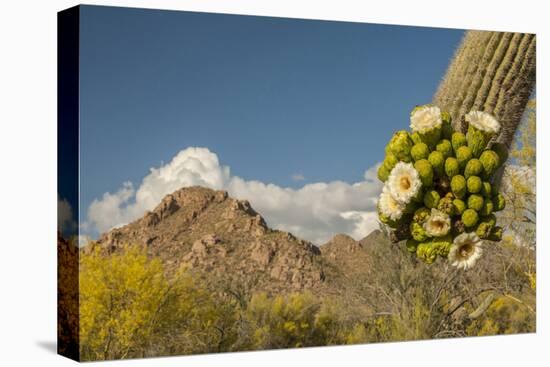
[{"left": 433, "top": 31, "right": 536, "bottom": 150}]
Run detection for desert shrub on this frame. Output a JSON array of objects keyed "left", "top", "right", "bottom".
[
  {"left": 466, "top": 295, "right": 535, "bottom": 336},
  {"left": 79, "top": 245, "right": 239, "bottom": 360},
  {"left": 80, "top": 245, "right": 171, "bottom": 360},
  {"left": 240, "top": 292, "right": 366, "bottom": 349}
]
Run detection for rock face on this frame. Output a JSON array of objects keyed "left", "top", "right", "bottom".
[{"left": 94, "top": 186, "right": 325, "bottom": 293}]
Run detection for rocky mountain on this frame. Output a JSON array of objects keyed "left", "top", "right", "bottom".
[
  {"left": 93, "top": 187, "right": 329, "bottom": 293},
  {"left": 92, "top": 186, "right": 389, "bottom": 299}
]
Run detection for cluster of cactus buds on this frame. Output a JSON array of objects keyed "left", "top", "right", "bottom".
[{"left": 377, "top": 105, "right": 507, "bottom": 269}]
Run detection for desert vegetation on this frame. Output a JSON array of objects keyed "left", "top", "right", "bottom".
[
  {"left": 76, "top": 233, "right": 534, "bottom": 360},
  {"left": 69, "top": 98, "right": 535, "bottom": 361}
]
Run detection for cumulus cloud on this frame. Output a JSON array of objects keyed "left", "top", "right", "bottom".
[
  {"left": 85, "top": 147, "right": 383, "bottom": 245},
  {"left": 58, "top": 195, "right": 77, "bottom": 236}
]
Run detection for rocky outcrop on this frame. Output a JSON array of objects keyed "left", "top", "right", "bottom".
[{"left": 94, "top": 186, "right": 325, "bottom": 293}]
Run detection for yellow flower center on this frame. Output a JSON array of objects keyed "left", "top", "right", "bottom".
[{"left": 400, "top": 176, "right": 411, "bottom": 191}]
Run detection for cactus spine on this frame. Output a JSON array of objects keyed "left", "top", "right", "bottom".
[{"left": 433, "top": 31, "right": 536, "bottom": 149}]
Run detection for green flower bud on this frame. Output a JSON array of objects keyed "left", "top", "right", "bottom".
[
  {"left": 445, "top": 157, "right": 460, "bottom": 178},
  {"left": 479, "top": 199, "right": 494, "bottom": 216},
  {"left": 386, "top": 130, "right": 413, "bottom": 162},
  {"left": 467, "top": 176, "right": 482, "bottom": 194},
  {"left": 492, "top": 193, "right": 506, "bottom": 211},
  {"left": 424, "top": 190, "right": 440, "bottom": 209},
  {"left": 428, "top": 151, "right": 445, "bottom": 176},
  {"left": 410, "top": 221, "right": 429, "bottom": 242},
  {"left": 383, "top": 152, "right": 399, "bottom": 171},
  {"left": 413, "top": 207, "right": 431, "bottom": 223},
  {"left": 437, "top": 195, "right": 454, "bottom": 216},
  {"left": 414, "top": 159, "right": 434, "bottom": 187},
  {"left": 464, "top": 158, "right": 483, "bottom": 179},
  {"left": 410, "top": 132, "right": 422, "bottom": 145},
  {"left": 476, "top": 222, "right": 493, "bottom": 239},
  {"left": 452, "top": 199, "right": 467, "bottom": 215},
  {"left": 377, "top": 164, "right": 390, "bottom": 182},
  {"left": 451, "top": 175, "right": 467, "bottom": 199},
  {"left": 416, "top": 242, "right": 437, "bottom": 264},
  {"left": 462, "top": 209, "right": 479, "bottom": 228},
  {"left": 436, "top": 139, "right": 453, "bottom": 159},
  {"left": 488, "top": 226, "right": 503, "bottom": 241},
  {"left": 456, "top": 146, "right": 473, "bottom": 170},
  {"left": 467, "top": 194, "right": 484, "bottom": 212},
  {"left": 411, "top": 143, "right": 430, "bottom": 161},
  {"left": 490, "top": 143, "right": 508, "bottom": 167},
  {"left": 419, "top": 129, "right": 441, "bottom": 150},
  {"left": 406, "top": 239, "right": 419, "bottom": 253},
  {"left": 431, "top": 234, "right": 453, "bottom": 257},
  {"left": 481, "top": 181, "right": 492, "bottom": 197},
  {"left": 467, "top": 125, "right": 491, "bottom": 158},
  {"left": 452, "top": 132, "right": 467, "bottom": 154},
  {"left": 479, "top": 150, "right": 500, "bottom": 178}
]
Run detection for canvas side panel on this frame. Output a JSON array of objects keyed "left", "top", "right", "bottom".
[{"left": 57, "top": 5, "right": 80, "bottom": 362}]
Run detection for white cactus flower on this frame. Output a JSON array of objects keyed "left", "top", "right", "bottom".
[
  {"left": 378, "top": 185, "right": 406, "bottom": 221},
  {"left": 387, "top": 162, "right": 422, "bottom": 204},
  {"left": 410, "top": 105, "right": 442, "bottom": 133},
  {"left": 465, "top": 110, "right": 501, "bottom": 134},
  {"left": 448, "top": 232, "right": 483, "bottom": 270},
  {"left": 423, "top": 209, "right": 451, "bottom": 237}
]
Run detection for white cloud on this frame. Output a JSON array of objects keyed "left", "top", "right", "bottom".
[
  {"left": 85, "top": 147, "right": 383, "bottom": 245},
  {"left": 87, "top": 148, "right": 230, "bottom": 234},
  {"left": 58, "top": 195, "right": 77, "bottom": 235},
  {"left": 340, "top": 211, "right": 381, "bottom": 241}
]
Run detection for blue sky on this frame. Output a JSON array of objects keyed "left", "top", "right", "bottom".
[{"left": 76, "top": 5, "right": 464, "bottom": 241}]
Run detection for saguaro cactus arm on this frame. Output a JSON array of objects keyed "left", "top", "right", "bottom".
[{"left": 433, "top": 31, "right": 536, "bottom": 149}]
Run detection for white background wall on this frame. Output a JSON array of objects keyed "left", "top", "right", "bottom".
[{"left": 0, "top": 0, "right": 547, "bottom": 366}]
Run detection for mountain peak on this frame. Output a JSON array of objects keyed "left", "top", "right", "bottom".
[
  {"left": 359, "top": 229, "right": 383, "bottom": 245},
  {"left": 321, "top": 233, "right": 363, "bottom": 262},
  {"left": 94, "top": 186, "right": 324, "bottom": 293}
]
